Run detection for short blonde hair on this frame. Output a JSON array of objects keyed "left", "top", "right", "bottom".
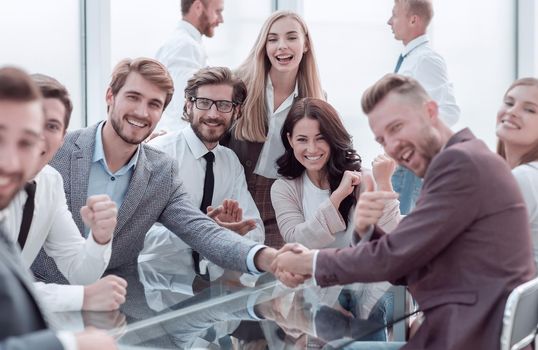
[
  {"left": 361, "top": 74, "right": 429, "bottom": 115},
  {"left": 397, "top": 0, "right": 434, "bottom": 26}
]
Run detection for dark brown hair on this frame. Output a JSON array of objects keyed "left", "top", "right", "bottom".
[
  {"left": 0, "top": 67, "right": 41, "bottom": 102},
  {"left": 31, "top": 73, "right": 72, "bottom": 130},
  {"left": 277, "top": 98, "right": 361, "bottom": 226}
]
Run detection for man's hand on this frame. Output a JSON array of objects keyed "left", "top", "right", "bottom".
[
  {"left": 75, "top": 328, "right": 117, "bottom": 350},
  {"left": 271, "top": 244, "right": 314, "bottom": 288},
  {"left": 207, "top": 199, "right": 257, "bottom": 235},
  {"left": 354, "top": 174, "right": 399, "bottom": 237},
  {"left": 81, "top": 195, "right": 118, "bottom": 245},
  {"left": 82, "top": 275, "right": 127, "bottom": 311},
  {"left": 372, "top": 154, "right": 396, "bottom": 191}
]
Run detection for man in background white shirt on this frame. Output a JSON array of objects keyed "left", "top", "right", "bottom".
[
  {"left": 4, "top": 74, "right": 127, "bottom": 312},
  {"left": 145, "top": 66, "right": 264, "bottom": 281},
  {"left": 387, "top": 0, "right": 460, "bottom": 214},
  {"left": 155, "top": 0, "right": 224, "bottom": 132}
]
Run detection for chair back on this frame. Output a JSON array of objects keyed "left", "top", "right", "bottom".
[{"left": 500, "top": 277, "right": 538, "bottom": 350}]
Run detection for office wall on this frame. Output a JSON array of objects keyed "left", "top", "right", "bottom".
[{"left": 0, "top": 0, "right": 83, "bottom": 129}]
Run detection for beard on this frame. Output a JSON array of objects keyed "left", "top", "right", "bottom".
[
  {"left": 109, "top": 107, "right": 153, "bottom": 145},
  {"left": 199, "top": 10, "right": 215, "bottom": 37},
  {"left": 411, "top": 126, "right": 443, "bottom": 177},
  {"left": 190, "top": 113, "right": 232, "bottom": 145}
]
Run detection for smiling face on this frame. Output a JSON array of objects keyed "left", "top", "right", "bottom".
[
  {"left": 368, "top": 92, "right": 442, "bottom": 178},
  {"left": 287, "top": 117, "right": 330, "bottom": 178},
  {"left": 188, "top": 83, "right": 235, "bottom": 149},
  {"left": 106, "top": 72, "right": 166, "bottom": 145},
  {"left": 496, "top": 84, "right": 538, "bottom": 155},
  {"left": 265, "top": 16, "right": 307, "bottom": 75},
  {"left": 0, "top": 100, "right": 43, "bottom": 209},
  {"left": 36, "top": 98, "right": 66, "bottom": 172}
]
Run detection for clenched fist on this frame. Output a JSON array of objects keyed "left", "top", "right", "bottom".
[{"left": 81, "top": 194, "right": 118, "bottom": 245}]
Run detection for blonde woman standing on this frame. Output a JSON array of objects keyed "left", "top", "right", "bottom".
[{"left": 224, "top": 11, "right": 324, "bottom": 248}]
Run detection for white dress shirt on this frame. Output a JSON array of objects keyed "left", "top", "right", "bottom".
[
  {"left": 254, "top": 76, "right": 299, "bottom": 179},
  {"left": 302, "top": 173, "right": 354, "bottom": 248},
  {"left": 147, "top": 126, "right": 265, "bottom": 243},
  {"left": 0, "top": 203, "right": 77, "bottom": 350},
  {"left": 155, "top": 20, "right": 208, "bottom": 132},
  {"left": 398, "top": 34, "right": 460, "bottom": 126},
  {"left": 5, "top": 165, "right": 112, "bottom": 311},
  {"left": 512, "top": 161, "right": 538, "bottom": 269}
]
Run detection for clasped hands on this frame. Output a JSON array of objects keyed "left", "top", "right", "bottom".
[{"left": 270, "top": 243, "right": 315, "bottom": 288}]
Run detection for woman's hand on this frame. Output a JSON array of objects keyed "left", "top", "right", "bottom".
[{"left": 330, "top": 170, "right": 361, "bottom": 208}]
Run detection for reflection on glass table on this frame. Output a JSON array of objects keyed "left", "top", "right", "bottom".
[{"left": 51, "top": 234, "right": 415, "bottom": 349}]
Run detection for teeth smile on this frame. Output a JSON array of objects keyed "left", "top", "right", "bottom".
[
  {"left": 305, "top": 155, "right": 322, "bottom": 161},
  {"left": 401, "top": 150, "right": 413, "bottom": 162},
  {"left": 127, "top": 118, "right": 146, "bottom": 128},
  {"left": 276, "top": 55, "right": 293, "bottom": 61},
  {"left": 501, "top": 119, "right": 520, "bottom": 129},
  {"left": 0, "top": 176, "right": 10, "bottom": 186}
]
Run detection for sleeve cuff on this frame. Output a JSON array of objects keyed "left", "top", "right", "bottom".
[
  {"left": 312, "top": 250, "right": 319, "bottom": 286},
  {"left": 56, "top": 331, "right": 77, "bottom": 350},
  {"left": 246, "top": 244, "right": 266, "bottom": 274},
  {"left": 86, "top": 231, "right": 112, "bottom": 262},
  {"left": 34, "top": 282, "right": 85, "bottom": 312}
]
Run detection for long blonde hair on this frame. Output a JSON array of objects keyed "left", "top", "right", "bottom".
[
  {"left": 234, "top": 11, "right": 324, "bottom": 142},
  {"left": 497, "top": 77, "right": 538, "bottom": 166}
]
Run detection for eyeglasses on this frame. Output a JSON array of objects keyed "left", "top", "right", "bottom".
[{"left": 190, "top": 97, "right": 236, "bottom": 113}]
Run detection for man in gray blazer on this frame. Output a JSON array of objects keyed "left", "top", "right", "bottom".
[
  {"left": 272, "top": 74, "right": 536, "bottom": 349},
  {"left": 33, "top": 57, "right": 277, "bottom": 285},
  {"left": 0, "top": 67, "right": 116, "bottom": 349}
]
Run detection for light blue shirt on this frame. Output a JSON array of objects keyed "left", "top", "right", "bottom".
[
  {"left": 86, "top": 122, "right": 265, "bottom": 273},
  {"left": 86, "top": 121, "right": 139, "bottom": 234}
]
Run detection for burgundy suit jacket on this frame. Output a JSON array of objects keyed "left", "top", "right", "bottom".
[{"left": 315, "top": 129, "right": 536, "bottom": 350}]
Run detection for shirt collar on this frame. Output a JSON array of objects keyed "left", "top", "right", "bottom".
[
  {"left": 402, "top": 34, "right": 429, "bottom": 57},
  {"left": 265, "top": 75, "right": 299, "bottom": 113},
  {"left": 93, "top": 121, "right": 140, "bottom": 175},
  {"left": 183, "top": 125, "right": 220, "bottom": 160},
  {"left": 179, "top": 19, "right": 203, "bottom": 43}
]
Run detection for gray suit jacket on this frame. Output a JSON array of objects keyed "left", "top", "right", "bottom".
[
  {"left": 0, "top": 230, "right": 62, "bottom": 350},
  {"left": 34, "top": 123, "right": 257, "bottom": 283}
]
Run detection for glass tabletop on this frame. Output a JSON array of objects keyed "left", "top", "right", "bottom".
[{"left": 51, "top": 236, "right": 415, "bottom": 349}]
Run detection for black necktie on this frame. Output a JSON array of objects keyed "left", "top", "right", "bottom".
[
  {"left": 394, "top": 54, "right": 405, "bottom": 73},
  {"left": 199, "top": 152, "right": 215, "bottom": 213},
  {"left": 193, "top": 151, "right": 215, "bottom": 281},
  {"left": 18, "top": 181, "right": 36, "bottom": 250}
]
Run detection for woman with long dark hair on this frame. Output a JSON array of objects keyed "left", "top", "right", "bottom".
[{"left": 271, "top": 98, "right": 400, "bottom": 248}]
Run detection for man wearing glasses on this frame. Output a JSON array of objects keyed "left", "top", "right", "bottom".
[
  {"left": 146, "top": 66, "right": 264, "bottom": 280},
  {"left": 34, "top": 59, "right": 277, "bottom": 287}
]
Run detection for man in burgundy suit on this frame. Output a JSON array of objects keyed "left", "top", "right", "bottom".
[{"left": 272, "top": 74, "right": 536, "bottom": 349}]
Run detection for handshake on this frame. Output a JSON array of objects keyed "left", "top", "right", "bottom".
[{"left": 269, "top": 243, "right": 316, "bottom": 288}]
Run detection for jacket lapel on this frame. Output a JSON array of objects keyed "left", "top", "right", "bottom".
[
  {"left": 70, "top": 125, "right": 97, "bottom": 235},
  {"left": 114, "top": 146, "right": 152, "bottom": 236}
]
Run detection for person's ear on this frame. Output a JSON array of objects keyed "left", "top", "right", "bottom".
[{"left": 287, "top": 132, "right": 293, "bottom": 146}]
